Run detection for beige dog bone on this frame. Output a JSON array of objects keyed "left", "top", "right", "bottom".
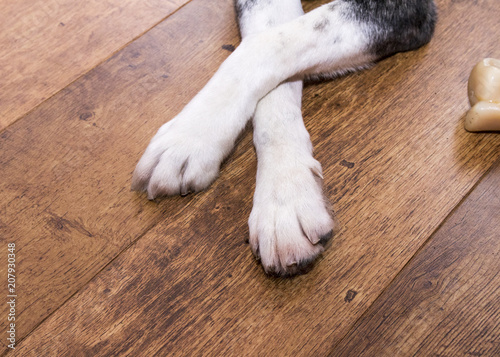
[
  {"left": 465, "top": 101, "right": 500, "bottom": 132},
  {"left": 468, "top": 58, "right": 500, "bottom": 106}
]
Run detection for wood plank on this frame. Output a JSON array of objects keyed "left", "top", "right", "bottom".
[
  {"left": 8, "top": 0, "right": 500, "bottom": 355},
  {"left": 331, "top": 158, "right": 500, "bottom": 356},
  {"left": 0, "top": 1, "right": 239, "bottom": 353},
  {"left": 0, "top": 0, "right": 188, "bottom": 130}
]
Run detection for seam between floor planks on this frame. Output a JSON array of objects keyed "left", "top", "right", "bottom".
[
  {"left": 0, "top": 1, "right": 194, "bottom": 345},
  {"left": 3, "top": 0, "right": 500, "bottom": 354},
  {"left": 7, "top": 221, "right": 160, "bottom": 355},
  {"left": 0, "top": 0, "right": 208, "bottom": 352},
  {"left": 330, "top": 156, "right": 500, "bottom": 356},
  {"left": 0, "top": 0, "right": 239, "bottom": 350},
  {"left": 14, "top": 159, "right": 495, "bottom": 357},
  {"left": 0, "top": 0, "right": 195, "bottom": 133},
  {"left": 328, "top": 157, "right": 499, "bottom": 354}
]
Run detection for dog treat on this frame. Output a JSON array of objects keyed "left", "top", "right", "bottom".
[
  {"left": 465, "top": 58, "right": 500, "bottom": 132},
  {"left": 465, "top": 102, "right": 500, "bottom": 132}
]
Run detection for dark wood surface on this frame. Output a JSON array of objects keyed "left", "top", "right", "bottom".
[
  {"left": 0, "top": 0, "right": 188, "bottom": 130},
  {"left": 0, "top": 0, "right": 239, "bottom": 349},
  {"left": 332, "top": 159, "right": 500, "bottom": 356},
  {"left": 1, "top": 0, "right": 499, "bottom": 355}
]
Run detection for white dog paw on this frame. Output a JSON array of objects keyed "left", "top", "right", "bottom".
[
  {"left": 248, "top": 155, "right": 334, "bottom": 277},
  {"left": 131, "top": 117, "right": 228, "bottom": 199}
]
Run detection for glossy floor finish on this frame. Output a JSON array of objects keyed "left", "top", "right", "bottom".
[{"left": 0, "top": 0, "right": 498, "bottom": 355}]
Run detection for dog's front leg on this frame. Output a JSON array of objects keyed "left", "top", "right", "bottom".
[
  {"left": 132, "top": 1, "right": 372, "bottom": 198},
  {"left": 236, "top": 1, "right": 335, "bottom": 276},
  {"left": 249, "top": 79, "right": 336, "bottom": 276},
  {"left": 132, "top": 2, "right": 436, "bottom": 276}
]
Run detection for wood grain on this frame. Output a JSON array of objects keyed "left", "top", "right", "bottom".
[
  {"left": 0, "top": 0, "right": 239, "bottom": 353},
  {"left": 6, "top": 0, "right": 500, "bottom": 355},
  {"left": 0, "top": 0, "right": 188, "bottom": 130},
  {"left": 331, "top": 158, "right": 500, "bottom": 356}
]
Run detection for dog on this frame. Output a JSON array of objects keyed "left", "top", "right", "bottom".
[{"left": 131, "top": 0, "right": 437, "bottom": 277}]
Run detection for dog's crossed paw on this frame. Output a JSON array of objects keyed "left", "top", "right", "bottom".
[
  {"left": 131, "top": 117, "right": 225, "bottom": 199},
  {"left": 248, "top": 154, "right": 334, "bottom": 277}
]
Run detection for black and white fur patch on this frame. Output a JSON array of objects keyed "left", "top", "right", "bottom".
[{"left": 132, "top": 0, "right": 436, "bottom": 277}]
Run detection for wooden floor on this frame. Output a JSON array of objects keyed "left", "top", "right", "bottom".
[{"left": 1, "top": 0, "right": 499, "bottom": 355}]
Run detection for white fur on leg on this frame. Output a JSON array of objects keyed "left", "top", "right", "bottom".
[
  {"left": 131, "top": 70, "right": 256, "bottom": 197},
  {"left": 132, "top": 2, "right": 373, "bottom": 200},
  {"left": 248, "top": 80, "right": 334, "bottom": 276},
  {"left": 237, "top": 0, "right": 334, "bottom": 276}
]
